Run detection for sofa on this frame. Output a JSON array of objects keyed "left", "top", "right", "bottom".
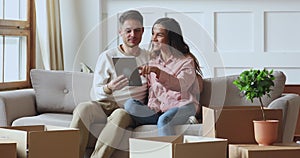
[{"left": 0, "top": 69, "right": 299, "bottom": 157}]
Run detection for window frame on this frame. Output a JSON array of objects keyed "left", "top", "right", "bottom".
[{"left": 0, "top": 0, "right": 35, "bottom": 90}]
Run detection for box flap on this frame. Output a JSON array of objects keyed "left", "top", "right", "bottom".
[
  {"left": 183, "top": 135, "right": 227, "bottom": 143},
  {"left": 210, "top": 105, "right": 260, "bottom": 110},
  {"left": 202, "top": 106, "right": 217, "bottom": 137},
  {"left": 0, "top": 128, "right": 27, "bottom": 158},
  {"left": 130, "top": 138, "right": 173, "bottom": 158},
  {"left": 45, "top": 125, "right": 78, "bottom": 131},
  {"left": 133, "top": 135, "right": 183, "bottom": 143},
  {"left": 0, "top": 139, "right": 17, "bottom": 144},
  {"left": 2, "top": 125, "right": 45, "bottom": 132}
]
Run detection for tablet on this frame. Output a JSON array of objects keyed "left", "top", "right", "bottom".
[{"left": 112, "top": 57, "right": 142, "bottom": 86}]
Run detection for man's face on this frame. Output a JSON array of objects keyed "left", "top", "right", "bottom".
[{"left": 119, "top": 19, "right": 144, "bottom": 48}]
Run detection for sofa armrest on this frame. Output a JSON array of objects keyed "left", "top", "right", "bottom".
[
  {"left": 268, "top": 93, "right": 300, "bottom": 143},
  {"left": 0, "top": 89, "right": 37, "bottom": 126}
]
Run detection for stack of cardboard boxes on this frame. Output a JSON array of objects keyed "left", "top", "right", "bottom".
[
  {"left": 129, "top": 105, "right": 292, "bottom": 158},
  {"left": 0, "top": 125, "right": 79, "bottom": 158},
  {"left": 229, "top": 143, "right": 300, "bottom": 158},
  {"left": 130, "top": 135, "right": 228, "bottom": 158},
  {"left": 203, "top": 106, "right": 300, "bottom": 158},
  {"left": 2, "top": 106, "right": 299, "bottom": 158},
  {"left": 202, "top": 106, "right": 283, "bottom": 144}
]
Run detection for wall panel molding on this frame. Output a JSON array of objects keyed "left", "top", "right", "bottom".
[
  {"left": 214, "top": 11, "right": 254, "bottom": 53},
  {"left": 104, "top": 0, "right": 300, "bottom": 84},
  {"left": 214, "top": 67, "right": 253, "bottom": 77},
  {"left": 264, "top": 11, "right": 300, "bottom": 53}
]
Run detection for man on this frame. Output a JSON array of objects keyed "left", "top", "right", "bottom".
[{"left": 70, "top": 10, "right": 149, "bottom": 158}]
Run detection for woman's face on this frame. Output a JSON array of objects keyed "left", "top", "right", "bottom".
[{"left": 151, "top": 24, "right": 168, "bottom": 52}]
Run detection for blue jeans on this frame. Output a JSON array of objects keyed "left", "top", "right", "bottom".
[{"left": 124, "top": 99, "right": 196, "bottom": 136}]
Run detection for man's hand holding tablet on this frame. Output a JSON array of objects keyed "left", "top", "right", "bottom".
[{"left": 112, "top": 57, "right": 142, "bottom": 86}]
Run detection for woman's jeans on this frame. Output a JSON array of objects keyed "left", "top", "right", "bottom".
[{"left": 124, "top": 99, "right": 196, "bottom": 136}]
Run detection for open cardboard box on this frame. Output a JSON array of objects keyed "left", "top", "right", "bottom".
[
  {"left": 229, "top": 143, "right": 300, "bottom": 158},
  {"left": 0, "top": 125, "right": 79, "bottom": 158},
  {"left": 130, "top": 135, "right": 227, "bottom": 158},
  {"left": 0, "top": 139, "right": 17, "bottom": 158},
  {"left": 202, "top": 106, "right": 283, "bottom": 144}
]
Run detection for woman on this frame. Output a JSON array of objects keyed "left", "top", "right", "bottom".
[{"left": 124, "top": 17, "right": 201, "bottom": 136}]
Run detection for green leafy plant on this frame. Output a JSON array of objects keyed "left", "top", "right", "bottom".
[{"left": 233, "top": 69, "right": 275, "bottom": 121}]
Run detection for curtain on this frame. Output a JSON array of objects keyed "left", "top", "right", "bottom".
[{"left": 35, "top": 0, "right": 64, "bottom": 70}]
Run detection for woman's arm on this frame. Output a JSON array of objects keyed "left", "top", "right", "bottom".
[{"left": 139, "top": 58, "right": 196, "bottom": 92}]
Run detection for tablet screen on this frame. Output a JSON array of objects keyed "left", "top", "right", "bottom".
[{"left": 112, "top": 57, "right": 142, "bottom": 86}]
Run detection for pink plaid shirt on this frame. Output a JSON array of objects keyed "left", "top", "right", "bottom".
[{"left": 147, "top": 54, "right": 199, "bottom": 113}]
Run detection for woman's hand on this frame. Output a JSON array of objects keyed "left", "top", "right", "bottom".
[{"left": 139, "top": 65, "right": 161, "bottom": 78}]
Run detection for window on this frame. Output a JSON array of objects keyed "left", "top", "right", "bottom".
[{"left": 0, "top": 0, "right": 35, "bottom": 90}]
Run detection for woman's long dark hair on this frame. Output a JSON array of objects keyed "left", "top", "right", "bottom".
[{"left": 150, "top": 17, "right": 201, "bottom": 75}]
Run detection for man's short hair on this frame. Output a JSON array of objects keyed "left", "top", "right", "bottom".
[{"left": 119, "top": 10, "right": 143, "bottom": 26}]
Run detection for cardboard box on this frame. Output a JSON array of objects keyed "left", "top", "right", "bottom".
[
  {"left": 229, "top": 143, "right": 300, "bottom": 158},
  {"left": 130, "top": 135, "right": 227, "bottom": 158},
  {"left": 202, "top": 106, "right": 283, "bottom": 144},
  {"left": 0, "top": 139, "right": 17, "bottom": 158},
  {"left": 0, "top": 125, "right": 79, "bottom": 158}
]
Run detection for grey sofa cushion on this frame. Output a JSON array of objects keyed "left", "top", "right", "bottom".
[
  {"left": 200, "top": 71, "right": 286, "bottom": 107},
  {"left": 30, "top": 69, "right": 93, "bottom": 113}
]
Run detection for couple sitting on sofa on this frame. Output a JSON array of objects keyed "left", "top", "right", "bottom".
[{"left": 70, "top": 10, "right": 203, "bottom": 158}]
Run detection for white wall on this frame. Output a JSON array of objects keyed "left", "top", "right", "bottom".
[
  {"left": 104, "top": 0, "right": 300, "bottom": 84},
  {"left": 60, "top": 0, "right": 300, "bottom": 84},
  {"left": 60, "top": 0, "right": 100, "bottom": 71}
]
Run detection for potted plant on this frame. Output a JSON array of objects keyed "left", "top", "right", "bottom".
[{"left": 233, "top": 69, "right": 279, "bottom": 146}]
